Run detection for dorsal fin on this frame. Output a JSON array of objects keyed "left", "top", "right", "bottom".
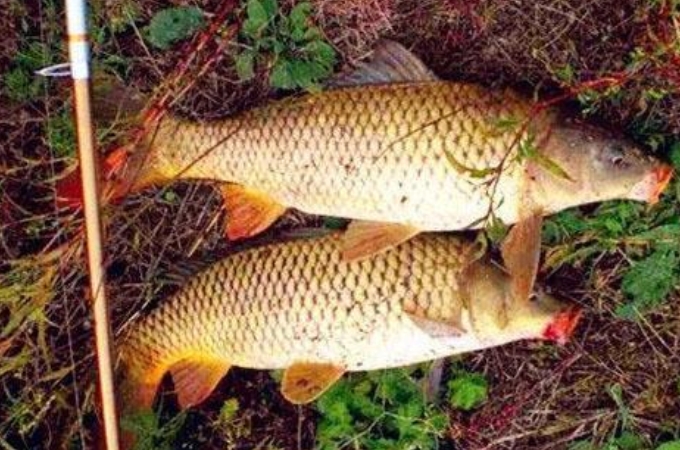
[{"left": 329, "top": 40, "right": 438, "bottom": 88}]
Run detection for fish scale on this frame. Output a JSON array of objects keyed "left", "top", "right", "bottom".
[
  {"left": 120, "top": 234, "right": 504, "bottom": 381},
  {"left": 146, "top": 82, "right": 536, "bottom": 229}
]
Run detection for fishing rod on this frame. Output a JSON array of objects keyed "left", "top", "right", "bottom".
[{"left": 64, "top": 0, "right": 121, "bottom": 447}]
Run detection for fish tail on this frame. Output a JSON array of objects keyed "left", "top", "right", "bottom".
[
  {"left": 117, "top": 339, "right": 167, "bottom": 413},
  {"left": 116, "top": 342, "right": 168, "bottom": 449},
  {"left": 55, "top": 138, "right": 167, "bottom": 210}
]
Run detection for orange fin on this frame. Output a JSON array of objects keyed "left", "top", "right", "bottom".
[
  {"left": 168, "top": 356, "right": 231, "bottom": 409},
  {"left": 55, "top": 146, "right": 135, "bottom": 209},
  {"left": 501, "top": 213, "right": 543, "bottom": 304},
  {"left": 221, "top": 185, "right": 287, "bottom": 240},
  {"left": 281, "top": 362, "right": 345, "bottom": 404},
  {"left": 342, "top": 221, "right": 420, "bottom": 262}
]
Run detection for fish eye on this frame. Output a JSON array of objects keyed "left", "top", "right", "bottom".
[
  {"left": 528, "top": 292, "right": 539, "bottom": 303},
  {"left": 608, "top": 145, "right": 628, "bottom": 167}
]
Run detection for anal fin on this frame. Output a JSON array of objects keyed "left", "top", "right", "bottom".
[
  {"left": 281, "top": 362, "right": 345, "bottom": 404},
  {"left": 220, "top": 184, "right": 287, "bottom": 241},
  {"left": 342, "top": 221, "right": 420, "bottom": 261},
  {"left": 501, "top": 213, "right": 543, "bottom": 304},
  {"left": 168, "top": 356, "right": 231, "bottom": 409}
]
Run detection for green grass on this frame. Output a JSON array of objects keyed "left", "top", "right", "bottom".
[
  {"left": 568, "top": 384, "right": 680, "bottom": 450},
  {"left": 2, "top": 41, "right": 53, "bottom": 103},
  {"left": 120, "top": 409, "right": 187, "bottom": 450}
]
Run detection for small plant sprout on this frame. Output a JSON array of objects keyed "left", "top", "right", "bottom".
[{"left": 447, "top": 371, "right": 489, "bottom": 411}]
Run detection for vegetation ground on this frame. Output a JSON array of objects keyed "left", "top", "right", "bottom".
[{"left": 1, "top": 0, "right": 679, "bottom": 449}]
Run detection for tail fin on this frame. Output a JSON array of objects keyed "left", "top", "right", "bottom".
[
  {"left": 116, "top": 344, "right": 167, "bottom": 449},
  {"left": 55, "top": 146, "right": 132, "bottom": 209},
  {"left": 55, "top": 73, "right": 157, "bottom": 210}
]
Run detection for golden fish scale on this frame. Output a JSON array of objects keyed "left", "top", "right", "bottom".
[
  {"left": 121, "top": 234, "right": 480, "bottom": 377},
  {"left": 149, "top": 82, "right": 539, "bottom": 229}
]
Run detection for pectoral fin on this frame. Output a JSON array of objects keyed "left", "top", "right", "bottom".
[
  {"left": 220, "top": 184, "right": 287, "bottom": 240},
  {"left": 342, "top": 221, "right": 420, "bottom": 261},
  {"left": 501, "top": 213, "right": 543, "bottom": 304},
  {"left": 168, "top": 357, "right": 231, "bottom": 409},
  {"left": 281, "top": 362, "right": 345, "bottom": 404}
]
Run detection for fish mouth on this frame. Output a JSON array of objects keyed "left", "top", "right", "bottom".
[
  {"left": 542, "top": 306, "right": 582, "bottom": 345},
  {"left": 629, "top": 164, "right": 674, "bottom": 204}
]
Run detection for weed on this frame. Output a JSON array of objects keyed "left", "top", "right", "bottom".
[
  {"left": 2, "top": 41, "right": 52, "bottom": 102},
  {"left": 315, "top": 367, "right": 448, "bottom": 450},
  {"left": 105, "top": 0, "right": 142, "bottom": 33},
  {"left": 145, "top": 6, "right": 206, "bottom": 50},
  {"left": 237, "top": 0, "right": 336, "bottom": 91},
  {"left": 45, "top": 106, "right": 77, "bottom": 160},
  {"left": 447, "top": 371, "right": 488, "bottom": 411},
  {"left": 619, "top": 246, "right": 679, "bottom": 318},
  {"left": 120, "top": 409, "right": 187, "bottom": 450},
  {"left": 568, "top": 385, "right": 652, "bottom": 450}
]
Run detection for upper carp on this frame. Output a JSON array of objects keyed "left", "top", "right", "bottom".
[{"left": 58, "top": 40, "right": 672, "bottom": 289}]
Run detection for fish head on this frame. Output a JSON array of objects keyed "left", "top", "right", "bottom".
[
  {"left": 507, "top": 287, "right": 582, "bottom": 345},
  {"left": 465, "top": 263, "right": 581, "bottom": 345},
  {"left": 535, "top": 124, "right": 673, "bottom": 209}
]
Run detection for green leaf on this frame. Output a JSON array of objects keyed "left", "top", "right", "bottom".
[
  {"left": 146, "top": 7, "right": 205, "bottom": 50},
  {"left": 445, "top": 150, "right": 497, "bottom": 178},
  {"left": 219, "top": 398, "right": 240, "bottom": 423},
  {"left": 489, "top": 116, "right": 521, "bottom": 133},
  {"left": 305, "top": 40, "right": 336, "bottom": 67},
  {"left": 260, "top": 0, "right": 278, "bottom": 19},
  {"left": 447, "top": 372, "right": 488, "bottom": 411},
  {"left": 555, "top": 64, "right": 575, "bottom": 84},
  {"left": 270, "top": 59, "right": 294, "bottom": 89},
  {"left": 486, "top": 215, "right": 508, "bottom": 244},
  {"left": 243, "top": 0, "right": 270, "bottom": 38},
  {"left": 618, "top": 248, "right": 679, "bottom": 318},
  {"left": 289, "top": 2, "right": 312, "bottom": 35},
  {"left": 532, "top": 151, "right": 574, "bottom": 182},
  {"left": 235, "top": 50, "right": 256, "bottom": 81},
  {"left": 657, "top": 441, "right": 680, "bottom": 450},
  {"left": 519, "top": 134, "right": 573, "bottom": 181}
]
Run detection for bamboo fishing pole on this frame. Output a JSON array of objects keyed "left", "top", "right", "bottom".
[{"left": 65, "top": 0, "right": 121, "bottom": 447}]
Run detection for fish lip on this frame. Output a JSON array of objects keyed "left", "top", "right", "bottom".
[
  {"left": 629, "top": 164, "right": 674, "bottom": 204},
  {"left": 542, "top": 306, "right": 582, "bottom": 345}
]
